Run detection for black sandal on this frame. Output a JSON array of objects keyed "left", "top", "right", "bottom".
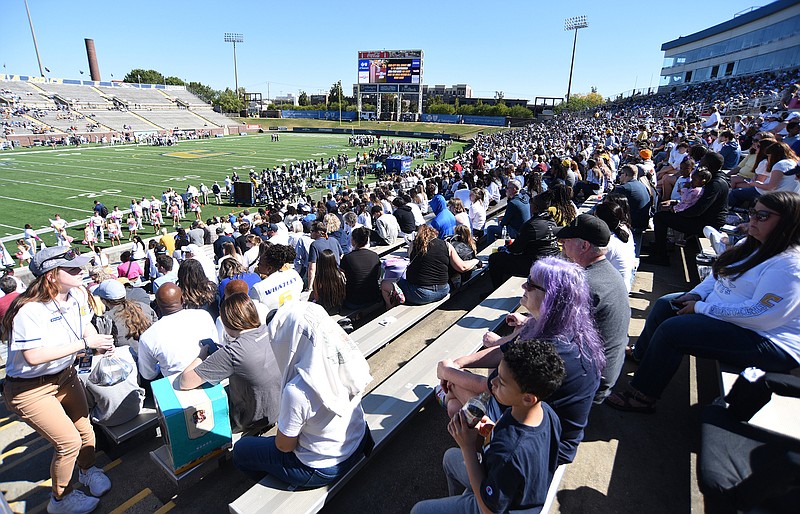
[
  {"left": 625, "top": 345, "right": 640, "bottom": 363},
  {"left": 605, "top": 389, "right": 656, "bottom": 414}
]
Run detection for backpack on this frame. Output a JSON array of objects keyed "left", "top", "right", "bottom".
[{"left": 99, "top": 205, "right": 109, "bottom": 218}]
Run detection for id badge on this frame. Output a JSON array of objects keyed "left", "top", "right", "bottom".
[{"left": 77, "top": 354, "right": 93, "bottom": 374}]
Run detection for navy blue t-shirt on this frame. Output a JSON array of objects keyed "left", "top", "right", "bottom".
[
  {"left": 480, "top": 403, "right": 561, "bottom": 513},
  {"left": 489, "top": 336, "right": 600, "bottom": 464}
]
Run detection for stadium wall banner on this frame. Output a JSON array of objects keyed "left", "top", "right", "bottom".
[
  {"left": 281, "top": 110, "right": 358, "bottom": 121},
  {"left": 461, "top": 115, "right": 507, "bottom": 127},
  {"left": 420, "top": 114, "right": 462, "bottom": 124},
  {"left": 292, "top": 127, "right": 451, "bottom": 140}
]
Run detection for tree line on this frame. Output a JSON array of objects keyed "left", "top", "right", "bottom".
[
  {"left": 123, "top": 69, "right": 604, "bottom": 117},
  {"left": 122, "top": 69, "right": 244, "bottom": 113}
]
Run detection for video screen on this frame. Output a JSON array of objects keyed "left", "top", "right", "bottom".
[{"left": 358, "top": 58, "right": 421, "bottom": 84}]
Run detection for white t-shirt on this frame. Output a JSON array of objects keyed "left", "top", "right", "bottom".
[
  {"left": 137, "top": 309, "right": 218, "bottom": 379},
  {"left": 604, "top": 231, "right": 637, "bottom": 294},
  {"left": 469, "top": 201, "right": 487, "bottom": 231},
  {"left": 7, "top": 287, "right": 92, "bottom": 378},
  {"left": 278, "top": 378, "right": 366, "bottom": 468},
  {"left": 249, "top": 269, "right": 303, "bottom": 311}
]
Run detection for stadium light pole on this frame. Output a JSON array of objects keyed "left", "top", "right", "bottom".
[
  {"left": 24, "top": 0, "right": 45, "bottom": 77},
  {"left": 224, "top": 33, "right": 244, "bottom": 100},
  {"left": 564, "top": 15, "right": 588, "bottom": 105}
]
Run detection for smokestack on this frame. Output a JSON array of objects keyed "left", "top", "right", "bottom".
[{"left": 84, "top": 38, "right": 100, "bottom": 81}]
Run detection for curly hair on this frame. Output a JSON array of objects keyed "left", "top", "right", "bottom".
[
  {"left": 177, "top": 259, "right": 216, "bottom": 309},
  {"left": 548, "top": 184, "right": 577, "bottom": 226},
  {"left": 323, "top": 213, "right": 341, "bottom": 233},
  {"left": 519, "top": 256, "right": 605, "bottom": 378},
  {"left": 410, "top": 224, "right": 439, "bottom": 258},
  {"left": 503, "top": 339, "right": 566, "bottom": 400},
  {"left": 104, "top": 298, "right": 153, "bottom": 340},
  {"left": 260, "top": 244, "right": 296, "bottom": 274}
]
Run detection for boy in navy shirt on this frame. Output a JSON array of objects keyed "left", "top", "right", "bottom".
[{"left": 413, "top": 339, "right": 565, "bottom": 513}]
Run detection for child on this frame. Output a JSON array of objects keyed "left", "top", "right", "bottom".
[
  {"left": 126, "top": 214, "right": 138, "bottom": 240},
  {"left": 83, "top": 223, "right": 97, "bottom": 252},
  {"left": 670, "top": 157, "right": 696, "bottom": 202},
  {"left": 674, "top": 168, "right": 712, "bottom": 213},
  {"left": 412, "top": 339, "right": 565, "bottom": 514},
  {"left": 107, "top": 219, "right": 121, "bottom": 246},
  {"left": 151, "top": 208, "right": 163, "bottom": 234},
  {"left": 170, "top": 202, "right": 181, "bottom": 228},
  {"left": 15, "top": 239, "right": 31, "bottom": 266}
]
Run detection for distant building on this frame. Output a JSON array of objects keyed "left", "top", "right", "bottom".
[
  {"left": 422, "top": 84, "right": 473, "bottom": 100},
  {"left": 273, "top": 93, "right": 297, "bottom": 106},
  {"left": 659, "top": 0, "right": 800, "bottom": 91}
]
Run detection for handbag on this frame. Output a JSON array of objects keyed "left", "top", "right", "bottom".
[{"left": 381, "top": 257, "right": 410, "bottom": 280}]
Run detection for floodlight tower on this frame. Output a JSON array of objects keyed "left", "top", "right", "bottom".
[
  {"left": 224, "top": 33, "right": 244, "bottom": 98},
  {"left": 564, "top": 15, "right": 588, "bottom": 105}
]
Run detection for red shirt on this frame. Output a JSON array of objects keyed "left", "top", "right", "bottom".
[{"left": 0, "top": 292, "right": 20, "bottom": 319}]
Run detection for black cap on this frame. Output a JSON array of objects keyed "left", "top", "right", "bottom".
[{"left": 555, "top": 214, "right": 611, "bottom": 247}]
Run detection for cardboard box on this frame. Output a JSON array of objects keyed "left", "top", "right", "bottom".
[{"left": 151, "top": 374, "right": 232, "bottom": 474}]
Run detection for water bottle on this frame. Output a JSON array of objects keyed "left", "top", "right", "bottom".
[{"left": 462, "top": 392, "right": 492, "bottom": 427}]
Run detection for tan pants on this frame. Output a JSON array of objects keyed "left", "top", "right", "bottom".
[{"left": 3, "top": 367, "right": 96, "bottom": 498}]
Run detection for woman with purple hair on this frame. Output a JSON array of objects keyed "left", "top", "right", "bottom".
[{"left": 437, "top": 256, "right": 605, "bottom": 464}]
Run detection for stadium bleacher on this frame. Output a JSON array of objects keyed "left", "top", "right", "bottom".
[
  {"left": 37, "top": 82, "right": 112, "bottom": 106},
  {"left": 0, "top": 80, "right": 54, "bottom": 108},
  {"left": 136, "top": 109, "right": 220, "bottom": 130},
  {"left": 97, "top": 86, "right": 176, "bottom": 107}
]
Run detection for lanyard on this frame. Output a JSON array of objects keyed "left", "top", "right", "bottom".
[{"left": 53, "top": 294, "right": 82, "bottom": 343}]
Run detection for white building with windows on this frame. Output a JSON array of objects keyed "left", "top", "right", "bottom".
[{"left": 659, "top": 0, "right": 800, "bottom": 91}]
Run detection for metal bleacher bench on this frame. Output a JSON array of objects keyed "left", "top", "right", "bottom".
[
  {"left": 349, "top": 243, "right": 495, "bottom": 359},
  {"left": 229, "top": 276, "right": 527, "bottom": 514},
  {"left": 97, "top": 406, "right": 159, "bottom": 445},
  {"left": 717, "top": 365, "right": 800, "bottom": 441}
]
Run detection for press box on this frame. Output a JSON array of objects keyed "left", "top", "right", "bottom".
[{"left": 151, "top": 374, "right": 232, "bottom": 474}]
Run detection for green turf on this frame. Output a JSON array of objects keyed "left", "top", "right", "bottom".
[
  {"left": 0, "top": 133, "right": 466, "bottom": 246},
  {"left": 237, "top": 118, "right": 505, "bottom": 139}
]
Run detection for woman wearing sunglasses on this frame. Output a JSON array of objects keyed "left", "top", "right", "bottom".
[
  {"left": 609, "top": 191, "right": 800, "bottom": 413},
  {"left": 436, "top": 256, "right": 605, "bottom": 465},
  {"left": 2, "top": 247, "right": 116, "bottom": 513}
]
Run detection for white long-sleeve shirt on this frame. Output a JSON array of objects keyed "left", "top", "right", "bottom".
[{"left": 690, "top": 247, "right": 800, "bottom": 363}]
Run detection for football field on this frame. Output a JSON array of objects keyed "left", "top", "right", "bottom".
[{"left": 0, "top": 133, "right": 465, "bottom": 244}]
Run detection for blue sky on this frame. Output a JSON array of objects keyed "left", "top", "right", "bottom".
[{"left": 1, "top": 0, "right": 769, "bottom": 101}]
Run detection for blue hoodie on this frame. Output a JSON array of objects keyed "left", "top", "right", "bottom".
[
  {"left": 428, "top": 194, "right": 456, "bottom": 238},
  {"left": 502, "top": 191, "right": 531, "bottom": 235}
]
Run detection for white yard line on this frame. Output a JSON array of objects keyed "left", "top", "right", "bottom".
[
  {"left": 0, "top": 195, "right": 89, "bottom": 213},
  {"left": 0, "top": 177, "right": 132, "bottom": 199}
]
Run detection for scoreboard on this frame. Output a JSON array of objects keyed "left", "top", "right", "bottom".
[{"left": 358, "top": 50, "right": 423, "bottom": 85}]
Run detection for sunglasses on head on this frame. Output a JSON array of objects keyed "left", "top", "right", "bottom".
[
  {"left": 748, "top": 208, "right": 779, "bottom": 222},
  {"left": 40, "top": 249, "right": 77, "bottom": 268},
  {"left": 523, "top": 276, "right": 546, "bottom": 292}
]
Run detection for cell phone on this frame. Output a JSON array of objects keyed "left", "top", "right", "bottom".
[
  {"left": 199, "top": 338, "right": 219, "bottom": 355},
  {"left": 670, "top": 300, "right": 683, "bottom": 311}
]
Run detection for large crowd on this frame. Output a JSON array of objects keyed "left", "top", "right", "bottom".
[{"left": 2, "top": 67, "right": 800, "bottom": 513}]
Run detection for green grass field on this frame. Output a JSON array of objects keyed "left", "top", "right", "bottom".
[
  {"left": 237, "top": 118, "right": 505, "bottom": 139},
  {"left": 0, "top": 133, "right": 466, "bottom": 246}
]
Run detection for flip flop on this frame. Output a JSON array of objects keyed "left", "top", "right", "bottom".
[
  {"left": 625, "top": 345, "right": 640, "bottom": 363},
  {"left": 605, "top": 390, "right": 656, "bottom": 414}
]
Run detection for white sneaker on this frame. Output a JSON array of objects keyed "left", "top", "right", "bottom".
[
  {"left": 78, "top": 466, "right": 112, "bottom": 497},
  {"left": 47, "top": 490, "right": 99, "bottom": 514}
]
